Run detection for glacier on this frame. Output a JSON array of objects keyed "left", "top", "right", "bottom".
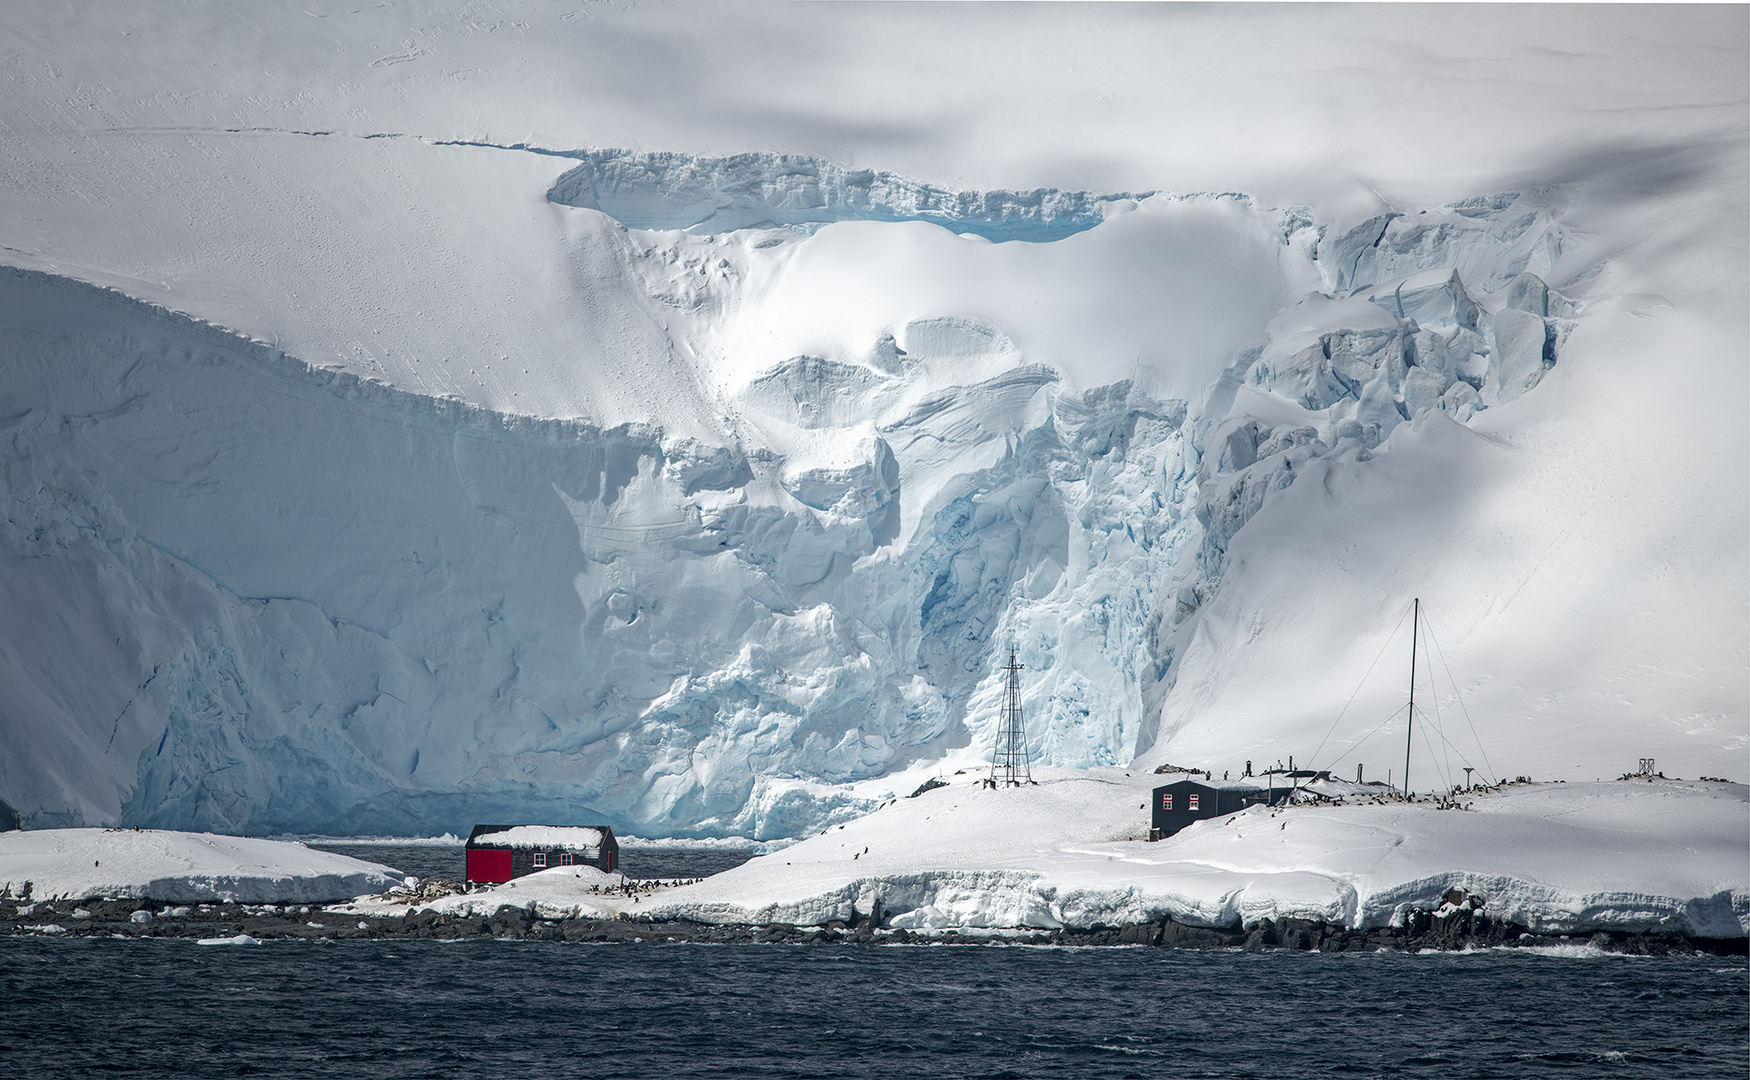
[
  {"left": 8, "top": 169, "right": 1715, "bottom": 839},
  {"left": 0, "top": 3, "right": 1743, "bottom": 840}
]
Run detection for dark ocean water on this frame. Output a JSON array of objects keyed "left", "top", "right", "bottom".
[
  {"left": 307, "top": 842, "right": 756, "bottom": 881},
  {"left": 1, "top": 938, "right": 1743, "bottom": 1079}
]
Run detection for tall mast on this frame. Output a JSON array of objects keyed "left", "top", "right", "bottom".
[
  {"left": 1404, "top": 597, "right": 1419, "bottom": 797},
  {"left": 989, "top": 645, "right": 1032, "bottom": 786}
]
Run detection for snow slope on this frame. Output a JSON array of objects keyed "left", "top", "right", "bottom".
[
  {"left": 0, "top": 4, "right": 1744, "bottom": 835},
  {"left": 405, "top": 774, "right": 1748, "bottom": 939},
  {"left": 0, "top": 828, "right": 400, "bottom": 903}
]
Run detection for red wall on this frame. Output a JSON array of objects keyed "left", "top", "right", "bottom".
[{"left": 466, "top": 848, "right": 513, "bottom": 883}]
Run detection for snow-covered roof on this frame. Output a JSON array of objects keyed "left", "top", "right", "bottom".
[
  {"left": 470, "top": 826, "right": 605, "bottom": 850},
  {"left": 1152, "top": 777, "right": 1272, "bottom": 793}
]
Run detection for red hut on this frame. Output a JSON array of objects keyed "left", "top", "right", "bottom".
[{"left": 465, "top": 824, "right": 620, "bottom": 883}]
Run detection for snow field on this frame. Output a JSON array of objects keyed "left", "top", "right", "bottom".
[
  {"left": 0, "top": 829, "right": 401, "bottom": 904},
  {"left": 391, "top": 775, "right": 1747, "bottom": 938}
]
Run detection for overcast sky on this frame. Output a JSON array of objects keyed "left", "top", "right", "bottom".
[{"left": 7, "top": 2, "right": 1745, "bottom": 207}]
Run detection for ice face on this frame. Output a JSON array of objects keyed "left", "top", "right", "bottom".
[
  {"left": 548, "top": 149, "right": 1149, "bottom": 242},
  {"left": 1, "top": 170, "right": 1720, "bottom": 839},
  {"left": 0, "top": 262, "right": 1198, "bottom": 837}
]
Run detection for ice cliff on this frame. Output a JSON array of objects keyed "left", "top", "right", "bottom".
[
  {"left": 547, "top": 149, "right": 1148, "bottom": 241},
  {"left": 2, "top": 154, "right": 1656, "bottom": 839}
]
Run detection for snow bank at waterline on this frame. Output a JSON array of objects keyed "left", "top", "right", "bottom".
[
  {"left": 0, "top": 829, "right": 401, "bottom": 903},
  {"left": 424, "top": 774, "right": 1747, "bottom": 938}
]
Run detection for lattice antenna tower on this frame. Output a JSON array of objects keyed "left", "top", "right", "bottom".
[{"left": 988, "top": 645, "right": 1033, "bottom": 786}]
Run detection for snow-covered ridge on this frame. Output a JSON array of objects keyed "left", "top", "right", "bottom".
[
  {"left": 0, "top": 828, "right": 399, "bottom": 903},
  {"left": 549, "top": 149, "right": 1152, "bottom": 241}
]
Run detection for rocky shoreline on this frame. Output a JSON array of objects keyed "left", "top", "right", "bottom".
[{"left": 3, "top": 896, "right": 1743, "bottom": 956}]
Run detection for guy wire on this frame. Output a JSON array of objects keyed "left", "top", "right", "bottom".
[{"left": 1308, "top": 604, "right": 1412, "bottom": 772}]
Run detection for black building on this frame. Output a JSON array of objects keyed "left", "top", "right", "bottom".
[{"left": 1149, "top": 778, "right": 1289, "bottom": 838}]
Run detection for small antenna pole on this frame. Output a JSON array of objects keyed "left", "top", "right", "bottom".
[{"left": 1404, "top": 597, "right": 1419, "bottom": 797}]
